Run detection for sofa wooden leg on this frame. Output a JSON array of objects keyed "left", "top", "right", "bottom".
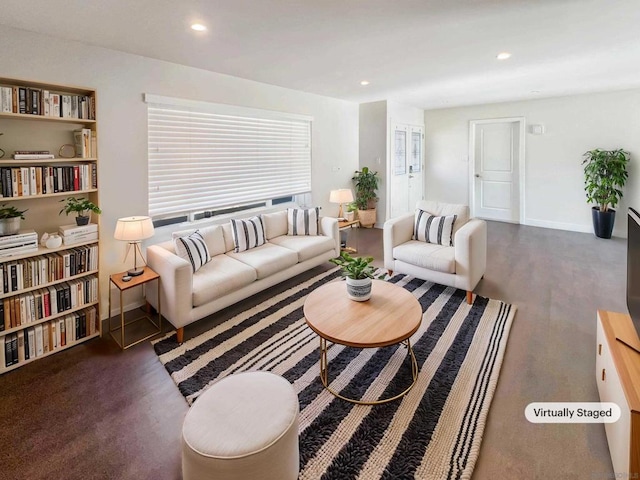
[
  {"left": 176, "top": 327, "right": 184, "bottom": 344},
  {"left": 388, "top": 269, "right": 393, "bottom": 277},
  {"left": 466, "top": 291, "right": 473, "bottom": 304}
]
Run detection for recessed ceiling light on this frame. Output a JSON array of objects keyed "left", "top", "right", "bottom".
[
  {"left": 530, "top": 90, "right": 540, "bottom": 94},
  {"left": 360, "top": 80, "right": 370, "bottom": 86},
  {"left": 496, "top": 52, "right": 512, "bottom": 60},
  {"left": 191, "top": 23, "right": 207, "bottom": 32}
]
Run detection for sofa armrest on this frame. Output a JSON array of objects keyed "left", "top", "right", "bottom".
[
  {"left": 454, "top": 218, "right": 487, "bottom": 291},
  {"left": 320, "top": 216, "right": 340, "bottom": 256},
  {"left": 383, "top": 213, "right": 414, "bottom": 270},
  {"left": 146, "top": 244, "right": 193, "bottom": 328}
]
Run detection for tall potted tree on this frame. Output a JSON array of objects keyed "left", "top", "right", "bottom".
[
  {"left": 582, "top": 148, "right": 630, "bottom": 239},
  {"left": 352, "top": 167, "right": 380, "bottom": 228}
]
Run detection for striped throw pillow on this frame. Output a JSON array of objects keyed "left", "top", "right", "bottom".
[
  {"left": 231, "top": 216, "right": 266, "bottom": 252},
  {"left": 414, "top": 210, "right": 457, "bottom": 247},
  {"left": 174, "top": 230, "right": 211, "bottom": 272},
  {"left": 287, "top": 207, "right": 319, "bottom": 236}
]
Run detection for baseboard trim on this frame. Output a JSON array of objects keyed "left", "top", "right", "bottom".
[{"left": 523, "top": 218, "right": 593, "bottom": 234}]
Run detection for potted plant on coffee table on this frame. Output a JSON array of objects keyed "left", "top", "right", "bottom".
[
  {"left": 0, "top": 205, "right": 27, "bottom": 236},
  {"left": 582, "top": 148, "right": 630, "bottom": 238},
  {"left": 330, "top": 251, "right": 376, "bottom": 301},
  {"left": 352, "top": 167, "right": 380, "bottom": 228},
  {"left": 59, "top": 196, "right": 102, "bottom": 226}
]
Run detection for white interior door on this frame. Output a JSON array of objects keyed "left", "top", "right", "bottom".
[
  {"left": 408, "top": 126, "right": 424, "bottom": 210},
  {"left": 390, "top": 124, "right": 409, "bottom": 218},
  {"left": 471, "top": 119, "right": 523, "bottom": 223}
]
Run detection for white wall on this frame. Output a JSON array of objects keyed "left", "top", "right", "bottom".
[
  {"left": 424, "top": 89, "right": 640, "bottom": 236},
  {"left": 0, "top": 27, "right": 359, "bottom": 317}
]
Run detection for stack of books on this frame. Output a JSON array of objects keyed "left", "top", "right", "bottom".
[
  {"left": 58, "top": 223, "right": 98, "bottom": 246},
  {"left": 0, "top": 230, "right": 38, "bottom": 258},
  {"left": 12, "top": 150, "right": 55, "bottom": 160}
]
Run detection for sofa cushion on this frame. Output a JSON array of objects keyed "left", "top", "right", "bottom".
[
  {"left": 261, "top": 211, "right": 288, "bottom": 240},
  {"left": 393, "top": 240, "right": 456, "bottom": 274},
  {"left": 414, "top": 211, "right": 457, "bottom": 247},
  {"left": 287, "top": 207, "right": 319, "bottom": 236},
  {"left": 227, "top": 243, "right": 298, "bottom": 279},
  {"left": 174, "top": 230, "right": 212, "bottom": 273},
  {"left": 415, "top": 201, "right": 469, "bottom": 242},
  {"left": 269, "top": 235, "right": 335, "bottom": 262},
  {"left": 231, "top": 216, "right": 266, "bottom": 252},
  {"left": 172, "top": 224, "right": 226, "bottom": 257},
  {"left": 192, "top": 255, "right": 257, "bottom": 307}
]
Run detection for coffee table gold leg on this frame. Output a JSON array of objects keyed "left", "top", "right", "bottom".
[{"left": 318, "top": 336, "right": 418, "bottom": 406}]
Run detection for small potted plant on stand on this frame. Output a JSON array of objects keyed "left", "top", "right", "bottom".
[
  {"left": 345, "top": 202, "right": 357, "bottom": 222},
  {"left": 330, "top": 251, "right": 376, "bottom": 301},
  {"left": 59, "top": 197, "right": 102, "bottom": 226},
  {"left": 352, "top": 167, "right": 380, "bottom": 228},
  {"left": 0, "top": 205, "right": 27, "bottom": 236},
  {"left": 582, "top": 148, "right": 630, "bottom": 238}
]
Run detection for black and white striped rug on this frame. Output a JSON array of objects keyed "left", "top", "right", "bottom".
[{"left": 153, "top": 268, "right": 516, "bottom": 480}]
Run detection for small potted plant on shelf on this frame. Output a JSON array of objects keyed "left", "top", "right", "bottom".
[
  {"left": 345, "top": 202, "right": 357, "bottom": 222},
  {"left": 330, "top": 251, "right": 376, "bottom": 301},
  {"left": 0, "top": 205, "right": 27, "bottom": 236},
  {"left": 582, "top": 148, "right": 630, "bottom": 239},
  {"left": 352, "top": 167, "right": 380, "bottom": 228},
  {"left": 59, "top": 196, "right": 102, "bottom": 226}
]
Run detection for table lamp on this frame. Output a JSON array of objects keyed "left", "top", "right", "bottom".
[
  {"left": 114, "top": 216, "right": 155, "bottom": 276},
  {"left": 329, "top": 189, "right": 354, "bottom": 220}
]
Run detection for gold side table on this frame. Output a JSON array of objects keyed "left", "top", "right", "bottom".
[
  {"left": 108, "top": 267, "right": 162, "bottom": 350},
  {"left": 338, "top": 219, "right": 360, "bottom": 253}
]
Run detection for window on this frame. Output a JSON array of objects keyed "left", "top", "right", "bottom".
[{"left": 145, "top": 94, "right": 312, "bottom": 221}]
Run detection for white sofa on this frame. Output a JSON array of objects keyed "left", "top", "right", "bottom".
[
  {"left": 383, "top": 201, "right": 486, "bottom": 304},
  {"left": 146, "top": 210, "right": 339, "bottom": 342}
]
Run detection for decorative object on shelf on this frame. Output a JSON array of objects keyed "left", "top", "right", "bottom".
[
  {"left": 59, "top": 196, "right": 102, "bottom": 226},
  {"left": 329, "top": 188, "right": 354, "bottom": 220},
  {"left": 0, "top": 205, "right": 27, "bottom": 236},
  {"left": 40, "top": 232, "right": 63, "bottom": 249},
  {"left": 329, "top": 251, "right": 376, "bottom": 301},
  {"left": 0, "top": 132, "right": 5, "bottom": 159},
  {"left": 114, "top": 216, "right": 155, "bottom": 276},
  {"left": 58, "top": 144, "right": 76, "bottom": 159},
  {"left": 345, "top": 202, "right": 357, "bottom": 222},
  {"left": 352, "top": 167, "right": 380, "bottom": 228},
  {"left": 582, "top": 148, "right": 630, "bottom": 239}
]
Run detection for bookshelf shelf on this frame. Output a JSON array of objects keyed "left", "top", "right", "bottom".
[
  {"left": 0, "top": 189, "right": 98, "bottom": 202},
  {"left": 0, "top": 77, "right": 100, "bottom": 372}
]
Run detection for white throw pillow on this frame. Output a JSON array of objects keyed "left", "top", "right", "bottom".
[
  {"left": 231, "top": 216, "right": 266, "bottom": 252},
  {"left": 174, "top": 230, "right": 211, "bottom": 272},
  {"left": 414, "top": 210, "right": 457, "bottom": 247},
  {"left": 287, "top": 207, "right": 319, "bottom": 236}
]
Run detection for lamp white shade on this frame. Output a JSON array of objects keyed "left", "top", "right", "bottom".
[
  {"left": 329, "top": 189, "right": 354, "bottom": 204},
  {"left": 114, "top": 216, "right": 155, "bottom": 241}
]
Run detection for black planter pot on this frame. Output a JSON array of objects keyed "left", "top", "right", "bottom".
[
  {"left": 591, "top": 207, "right": 616, "bottom": 239},
  {"left": 76, "top": 215, "right": 90, "bottom": 226}
]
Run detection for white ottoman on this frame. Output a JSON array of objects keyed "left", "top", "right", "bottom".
[{"left": 182, "top": 371, "right": 300, "bottom": 480}]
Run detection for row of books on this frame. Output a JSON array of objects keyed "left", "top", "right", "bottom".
[
  {"left": 0, "top": 231, "right": 38, "bottom": 259},
  {"left": 73, "top": 129, "right": 97, "bottom": 159},
  {"left": 0, "top": 275, "right": 98, "bottom": 331},
  {"left": 0, "top": 164, "right": 97, "bottom": 198},
  {"left": 0, "top": 243, "right": 98, "bottom": 294},
  {"left": 2, "top": 305, "right": 98, "bottom": 368},
  {"left": 0, "top": 85, "right": 95, "bottom": 120}
]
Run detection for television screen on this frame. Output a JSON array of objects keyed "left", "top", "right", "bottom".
[{"left": 626, "top": 208, "right": 640, "bottom": 347}]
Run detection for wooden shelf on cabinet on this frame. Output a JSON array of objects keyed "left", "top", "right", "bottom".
[{"left": 0, "top": 77, "right": 100, "bottom": 374}]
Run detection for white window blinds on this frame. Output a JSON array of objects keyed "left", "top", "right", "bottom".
[{"left": 145, "top": 94, "right": 312, "bottom": 219}]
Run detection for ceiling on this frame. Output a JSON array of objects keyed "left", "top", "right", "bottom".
[{"left": 1, "top": 0, "right": 639, "bottom": 109}]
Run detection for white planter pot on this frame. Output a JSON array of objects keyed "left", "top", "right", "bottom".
[
  {"left": 345, "top": 211, "right": 355, "bottom": 222},
  {"left": 346, "top": 277, "right": 372, "bottom": 301}
]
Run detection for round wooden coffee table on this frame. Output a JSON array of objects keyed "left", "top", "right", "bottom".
[{"left": 304, "top": 279, "right": 422, "bottom": 405}]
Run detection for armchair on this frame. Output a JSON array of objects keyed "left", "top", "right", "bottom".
[{"left": 383, "top": 201, "right": 486, "bottom": 304}]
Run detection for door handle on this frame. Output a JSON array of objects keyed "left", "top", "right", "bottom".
[
  {"left": 409, "top": 175, "right": 414, "bottom": 178},
  {"left": 475, "top": 174, "right": 481, "bottom": 178}
]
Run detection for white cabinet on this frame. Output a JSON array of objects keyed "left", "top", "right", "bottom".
[{"left": 596, "top": 311, "right": 640, "bottom": 478}]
